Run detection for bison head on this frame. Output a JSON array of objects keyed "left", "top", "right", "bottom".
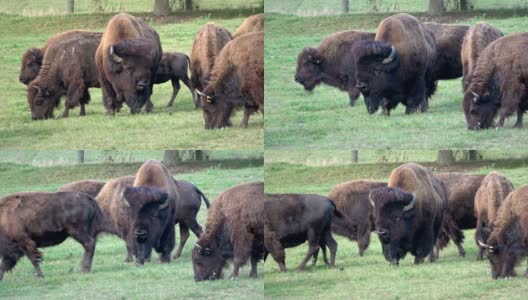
[
  {"left": 196, "top": 88, "right": 233, "bottom": 129},
  {"left": 465, "top": 89, "right": 499, "bottom": 130},
  {"left": 192, "top": 240, "right": 231, "bottom": 281},
  {"left": 294, "top": 47, "right": 323, "bottom": 91},
  {"left": 19, "top": 48, "right": 43, "bottom": 85},
  {"left": 353, "top": 41, "right": 399, "bottom": 114},
  {"left": 27, "top": 83, "right": 61, "bottom": 120},
  {"left": 369, "top": 187, "right": 416, "bottom": 265}
]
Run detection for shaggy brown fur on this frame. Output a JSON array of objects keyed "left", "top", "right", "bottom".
[
  {"left": 192, "top": 182, "right": 264, "bottom": 281},
  {"left": 464, "top": 33, "right": 528, "bottom": 129},
  {"left": 0, "top": 192, "right": 101, "bottom": 280},
  {"left": 27, "top": 32, "right": 102, "bottom": 120},
  {"left": 154, "top": 52, "right": 197, "bottom": 108},
  {"left": 200, "top": 31, "right": 263, "bottom": 129},
  {"left": 327, "top": 180, "right": 386, "bottom": 256},
  {"left": 233, "top": 13, "right": 264, "bottom": 38},
  {"left": 58, "top": 180, "right": 106, "bottom": 198},
  {"left": 474, "top": 172, "right": 514, "bottom": 261}
]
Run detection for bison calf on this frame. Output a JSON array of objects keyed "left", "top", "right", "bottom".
[{"left": 154, "top": 52, "right": 198, "bottom": 108}]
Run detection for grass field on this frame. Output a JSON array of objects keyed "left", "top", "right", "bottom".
[
  {"left": 0, "top": 10, "right": 263, "bottom": 150},
  {"left": 0, "top": 157, "right": 264, "bottom": 299},
  {"left": 264, "top": 153, "right": 528, "bottom": 299},
  {"left": 264, "top": 12, "right": 528, "bottom": 149}
]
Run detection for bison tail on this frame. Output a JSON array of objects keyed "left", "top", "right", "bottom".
[{"left": 196, "top": 187, "right": 210, "bottom": 209}]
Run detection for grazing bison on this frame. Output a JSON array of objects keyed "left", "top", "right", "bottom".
[
  {"left": 197, "top": 31, "right": 264, "bottom": 129},
  {"left": 369, "top": 163, "right": 447, "bottom": 265},
  {"left": 327, "top": 180, "right": 387, "bottom": 256},
  {"left": 294, "top": 30, "right": 375, "bottom": 106},
  {"left": 154, "top": 52, "right": 198, "bottom": 108},
  {"left": 474, "top": 172, "right": 514, "bottom": 261},
  {"left": 478, "top": 185, "right": 528, "bottom": 279},
  {"left": 190, "top": 23, "right": 232, "bottom": 94},
  {"left": 58, "top": 180, "right": 106, "bottom": 198},
  {"left": 464, "top": 33, "right": 528, "bottom": 129},
  {"left": 96, "top": 13, "right": 162, "bottom": 114},
  {"left": 27, "top": 33, "right": 102, "bottom": 120},
  {"left": 0, "top": 192, "right": 101, "bottom": 280},
  {"left": 353, "top": 13, "right": 436, "bottom": 115},
  {"left": 19, "top": 30, "right": 100, "bottom": 85},
  {"left": 233, "top": 13, "right": 264, "bottom": 38},
  {"left": 96, "top": 175, "right": 175, "bottom": 265},
  {"left": 192, "top": 182, "right": 264, "bottom": 281},
  {"left": 265, "top": 194, "right": 341, "bottom": 272}
]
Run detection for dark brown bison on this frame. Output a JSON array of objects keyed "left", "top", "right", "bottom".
[
  {"left": 192, "top": 182, "right": 264, "bottom": 281},
  {"left": 96, "top": 175, "right": 175, "bottom": 265},
  {"left": 58, "top": 180, "right": 106, "bottom": 198},
  {"left": 294, "top": 30, "right": 375, "bottom": 106},
  {"left": 233, "top": 13, "right": 264, "bottom": 38},
  {"left": 0, "top": 192, "right": 101, "bottom": 280},
  {"left": 27, "top": 33, "right": 102, "bottom": 120},
  {"left": 464, "top": 33, "right": 528, "bottom": 130},
  {"left": 190, "top": 23, "right": 232, "bottom": 94},
  {"left": 96, "top": 13, "right": 162, "bottom": 114},
  {"left": 474, "top": 172, "right": 513, "bottom": 261},
  {"left": 478, "top": 185, "right": 528, "bottom": 279},
  {"left": 154, "top": 52, "right": 198, "bottom": 108},
  {"left": 264, "top": 194, "right": 341, "bottom": 272},
  {"left": 327, "top": 180, "right": 387, "bottom": 256},
  {"left": 369, "top": 163, "right": 447, "bottom": 265},
  {"left": 19, "top": 30, "right": 100, "bottom": 85},
  {"left": 353, "top": 13, "right": 436, "bottom": 115},
  {"left": 197, "top": 31, "right": 263, "bottom": 129}
]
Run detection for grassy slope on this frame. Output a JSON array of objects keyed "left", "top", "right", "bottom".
[
  {"left": 0, "top": 161, "right": 264, "bottom": 299},
  {"left": 264, "top": 13, "right": 528, "bottom": 149},
  {"left": 264, "top": 159, "right": 528, "bottom": 299},
  {"left": 0, "top": 11, "right": 263, "bottom": 150}
]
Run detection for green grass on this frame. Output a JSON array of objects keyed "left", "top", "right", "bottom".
[
  {"left": 264, "top": 13, "right": 528, "bottom": 149},
  {"left": 0, "top": 159, "right": 264, "bottom": 299},
  {"left": 0, "top": 12, "right": 263, "bottom": 149},
  {"left": 264, "top": 156, "right": 528, "bottom": 299}
]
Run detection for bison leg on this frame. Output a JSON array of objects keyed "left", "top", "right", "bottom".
[
  {"left": 311, "top": 247, "right": 319, "bottom": 267},
  {"left": 187, "top": 218, "right": 203, "bottom": 238},
  {"left": 158, "top": 222, "right": 176, "bottom": 263},
  {"left": 0, "top": 251, "right": 23, "bottom": 281},
  {"left": 524, "top": 259, "right": 528, "bottom": 277},
  {"left": 249, "top": 255, "right": 258, "bottom": 278},
  {"left": 173, "top": 224, "right": 190, "bottom": 259},
  {"left": 323, "top": 230, "right": 337, "bottom": 268},
  {"left": 475, "top": 221, "right": 486, "bottom": 261},
  {"left": 296, "top": 229, "right": 320, "bottom": 271},
  {"left": 125, "top": 240, "right": 135, "bottom": 263},
  {"left": 63, "top": 82, "right": 85, "bottom": 118},
  {"left": 357, "top": 223, "right": 371, "bottom": 257},
  {"left": 348, "top": 88, "right": 360, "bottom": 107},
  {"left": 264, "top": 230, "right": 287, "bottom": 272},
  {"left": 20, "top": 238, "right": 44, "bottom": 277},
  {"left": 241, "top": 107, "right": 251, "bottom": 128},
  {"left": 100, "top": 77, "right": 117, "bottom": 115},
  {"left": 167, "top": 79, "right": 181, "bottom": 107},
  {"left": 514, "top": 110, "right": 523, "bottom": 128},
  {"left": 144, "top": 99, "right": 154, "bottom": 114},
  {"left": 181, "top": 75, "right": 198, "bottom": 108}
]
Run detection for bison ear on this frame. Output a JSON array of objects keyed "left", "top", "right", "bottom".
[
  {"left": 31, "top": 48, "right": 43, "bottom": 64},
  {"left": 305, "top": 48, "right": 322, "bottom": 65}
]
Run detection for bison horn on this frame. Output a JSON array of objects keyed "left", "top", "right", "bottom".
[
  {"left": 109, "top": 46, "right": 123, "bottom": 63},
  {"left": 159, "top": 197, "right": 169, "bottom": 210},
  {"left": 471, "top": 91, "right": 479, "bottom": 103},
  {"left": 382, "top": 46, "right": 397, "bottom": 64},
  {"left": 402, "top": 193, "right": 416, "bottom": 212},
  {"left": 32, "top": 85, "right": 41, "bottom": 93},
  {"left": 477, "top": 240, "right": 489, "bottom": 248},
  {"left": 369, "top": 194, "right": 375, "bottom": 208},
  {"left": 195, "top": 243, "right": 202, "bottom": 250},
  {"left": 195, "top": 89, "right": 207, "bottom": 97}
]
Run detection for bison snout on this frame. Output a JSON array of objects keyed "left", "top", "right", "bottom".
[
  {"left": 294, "top": 75, "right": 304, "bottom": 84},
  {"left": 19, "top": 75, "right": 28, "bottom": 84},
  {"left": 134, "top": 229, "right": 147, "bottom": 240},
  {"left": 136, "top": 80, "right": 149, "bottom": 91}
]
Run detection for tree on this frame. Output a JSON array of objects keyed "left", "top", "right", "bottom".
[
  {"left": 428, "top": 0, "right": 445, "bottom": 16},
  {"left": 154, "top": 0, "right": 171, "bottom": 16},
  {"left": 351, "top": 150, "right": 358, "bottom": 163},
  {"left": 77, "top": 150, "right": 84, "bottom": 164},
  {"left": 437, "top": 150, "right": 454, "bottom": 165},
  {"left": 341, "top": 0, "right": 349, "bottom": 14},
  {"left": 185, "top": 0, "right": 194, "bottom": 11},
  {"left": 67, "top": 0, "right": 74, "bottom": 14}
]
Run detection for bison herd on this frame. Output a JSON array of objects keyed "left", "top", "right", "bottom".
[
  {"left": 19, "top": 13, "right": 264, "bottom": 129},
  {"left": 295, "top": 13, "right": 528, "bottom": 129}
]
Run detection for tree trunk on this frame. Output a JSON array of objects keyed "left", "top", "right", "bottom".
[
  {"left": 428, "top": 0, "right": 445, "bottom": 16},
  {"left": 67, "top": 0, "right": 74, "bottom": 14},
  {"left": 77, "top": 150, "right": 84, "bottom": 164},
  {"left": 351, "top": 150, "right": 358, "bottom": 163},
  {"left": 468, "top": 150, "right": 479, "bottom": 161},
  {"left": 195, "top": 150, "right": 204, "bottom": 161},
  {"left": 154, "top": 0, "right": 171, "bottom": 16},
  {"left": 437, "top": 150, "right": 455, "bottom": 166},
  {"left": 185, "top": 0, "right": 193, "bottom": 11},
  {"left": 163, "top": 150, "right": 180, "bottom": 166},
  {"left": 341, "top": 0, "right": 349, "bottom": 14},
  {"left": 459, "top": 0, "right": 469, "bottom": 11}
]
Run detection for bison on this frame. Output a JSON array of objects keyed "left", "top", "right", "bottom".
[
  {"left": 369, "top": 163, "right": 447, "bottom": 265},
  {"left": 27, "top": 33, "right": 102, "bottom": 120},
  {"left": 0, "top": 192, "right": 101, "bottom": 280},
  {"left": 197, "top": 31, "right": 264, "bottom": 129},
  {"left": 294, "top": 30, "right": 375, "bottom": 106},
  {"left": 233, "top": 13, "right": 264, "bottom": 38},
  {"left": 464, "top": 33, "right": 528, "bottom": 129},
  {"left": 154, "top": 52, "right": 198, "bottom": 108},
  {"left": 478, "top": 185, "right": 528, "bottom": 279},
  {"left": 58, "top": 180, "right": 106, "bottom": 198},
  {"left": 327, "top": 180, "right": 387, "bottom": 256},
  {"left": 353, "top": 13, "right": 436, "bottom": 115},
  {"left": 474, "top": 172, "right": 514, "bottom": 261},
  {"left": 192, "top": 182, "right": 264, "bottom": 281},
  {"left": 96, "top": 13, "right": 162, "bottom": 114}
]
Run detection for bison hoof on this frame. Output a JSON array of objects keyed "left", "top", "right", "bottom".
[
  {"left": 459, "top": 250, "right": 466, "bottom": 257},
  {"left": 35, "top": 272, "right": 44, "bottom": 278}
]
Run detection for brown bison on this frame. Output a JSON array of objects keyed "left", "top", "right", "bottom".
[
  {"left": 19, "top": 30, "right": 100, "bottom": 85},
  {"left": 197, "top": 31, "right": 264, "bottom": 129},
  {"left": 58, "top": 180, "right": 106, "bottom": 198},
  {"left": 369, "top": 163, "right": 447, "bottom": 265},
  {"left": 96, "top": 175, "right": 175, "bottom": 265},
  {"left": 0, "top": 192, "right": 101, "bottom": 280},
  {"left": 464, "top": 33, "right": 528, "bottom": 129},
  {"left": 27, "top": 33, "right": 102, "bottom": 120},
  {"left": 190, "top": 23, "right": 232, "bottom": 94},
  {"left": 192, "top": 182, "right": 264, "bottom": 281},
  {"left": 474, "top": 172, "right": 514, "bottom": 261},
  {"left": 96, "top": 13, "right": 162, "bottom": 114},
  {"left": 233, "top": 13, "right": 264, "bottom": 38},
  {"left": 264, "top": 194, "right": 341, "bottom": 272},
  {"left": 294, "top": 30, "right": 375, "bottom": 106},
  {"left": 353, "top": 13, "right": 436, "bottom": 115},
  {"left": 327, "top": 180, "right": 387, "bottom": 256},
  {"left": 478, "top": 185, "right": 528, "bottom": 279},
  {"left": 154, "top": 52, "right": 198, "bottom": 108}
]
